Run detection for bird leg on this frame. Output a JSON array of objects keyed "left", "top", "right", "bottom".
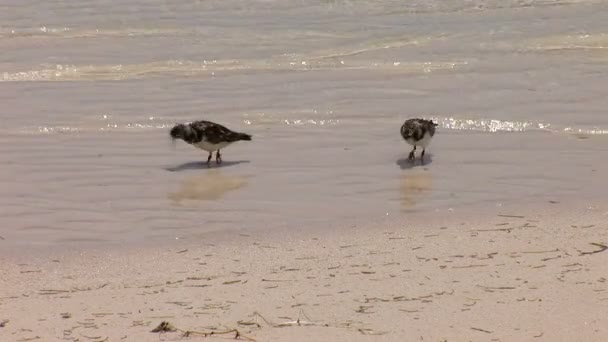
[
  {"left": 408, "top": 146, "right": 416, "bottom": 161},
  {"left": 420, "top": 149, "right": 426, "bottom": 163},
  {"left": 216, "top": 150, "right": 222, "bottom": 164},
  {"left": 206, "top": 152, "right": 213, "bottom": 166}
]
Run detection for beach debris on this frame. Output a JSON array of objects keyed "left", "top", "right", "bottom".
[
  {"left": 471, "top": 327, "right": 493, "bottom": 334},
  {"left": 252, "top": 312, "right": 274, "bottom": 327},
  {"left": 295, "top": 256, "right": 317, "bottom": 260},
  {"left": 252, "top": 310, "right": 322, "bottom": 329},
  {"left": 199, "top": 302, "right": 231, "bottom": 311},
  {"left": 452, "top": 264, "right": 488, "bottom": 269},
  {"left": 151, "top": 321, "right": 177, "bottom": 332},
  {"left": 39, "top": 289, "right": 70, "bottom": 295},
  {"left": 150, "top": 320, "right": 255, "bottom": 341},
  {"left": 0, "top": 319, "right": 8, "bottom": 327},
  {"left": 579, "top": 243, "right": 608, "bottom": 256},
  {"left": 516, "top": 297, "right": 541, "bottom": 302},
  {"left": 78, "top": 333, "right": 107, "bottom": 342},
  {"left": 474, "top": 223, "right": 536, "bottom": 233},
  {"left": 131, "top": 320, "right": 148, "bottom": 327},
  {"left": 92, "top": 312, "right": 114, "bottom": 317},
  {"left": 360, "top": 297, "right": 390, "bottom": 303},
  {"left": 474, "top": 227, "right": 514, "bottom": 233},
  {"left": 355, "top": 305, "right": 374, "bottom": 314},
  {"left": 38, "top": 283, "right": 108, "bottom": 295},
  {"left": 276, "top": 319, "right": 317, "bottom": 327},
  {"left": 261, "top": 278, "right": 292, "bottom": 282},
  {"left": 166, "top": 301, "right": 191, "bottom": 307},
  {"left": 477, "top": 285, "right": 517, "bottom": 292},
  {"left": 60, "top": 312, "right": 72, "bottom": 319},
  {"left": 76, "top": 321, "right": 98, "bottom": 329},
  {"left": 237, "top": 320, "right": 261, "bottom": 328},
  {"left": 358, "top": 328, "right": 388, "bottom": 335},
  {"left": 521, "top": 248, "right": 560, "bottom": 254},
  {"left": 16, "top": 337, "right": 40, "bottom": 342}
]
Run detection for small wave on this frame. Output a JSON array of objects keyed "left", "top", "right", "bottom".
[
  {"left": 521, "top": 33, "right": 608, "bottom": 53},
  {"left": 1, "top": 58, "right": 468, "bottom": 82},
  {"left": 13, "top": 121, "right": 339, "bottom": 135},
  {"left": 1, "top": 61, "right": 218, "bottom": 82},
  {"left": 14, "top": 114, "right": 607, "bottom": 137},
  {"left": 15, "top": 115, "right": 176, "bottom": 135},
  {"left": 433, "top": 116, "right": 608, "bottom": 136},
  {"left": 309, "top": 34, "right": 441, "bottom": 60},
  {"left": 10, "top": 124, "right": 608, "bottom": 138},
  {"left": 564, "top": 127, "right": 608, "bottom": 135},
  {"left": 243, "top": 110, "right": 341, "bottom": 127},
  {"left": 15, "top": 124, "right": 174, "bottom": 135},
  {"left": 18, "top": 123, "right": 176, "bottom": 135},
  {"left": 434, "top": 117, "right": 550, "bottom": 132},
  {"left": 378, "top": 0, "right": 601, "bottom": 15},
  {"left": 0, "top": 26, "right": 184, "bottom": 39}
]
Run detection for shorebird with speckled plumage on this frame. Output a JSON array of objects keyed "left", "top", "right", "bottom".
[
  {"left": 170, "top": 120, "right": 252, "bottom": 166},
  {"left": 400, "top": 118, "right": 437, "bottom": 163}
]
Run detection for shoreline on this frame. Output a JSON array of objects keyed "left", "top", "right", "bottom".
[
  {"left": 2, "top": 128, "right": 607, "bottom": 249},
  {"left": 1, "top": 200, "right": 607, "bottom": 341},
  {"left": 2, "top": 196, "right": 604, "bottom": 258}
]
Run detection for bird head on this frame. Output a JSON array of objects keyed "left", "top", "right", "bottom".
[{"left": 170, "top": 124, "right": 185, "bottom": 140}]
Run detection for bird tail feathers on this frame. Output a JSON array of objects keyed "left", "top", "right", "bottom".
[{"left": 233, "top": 132, "right": 252, "bottom": 141}]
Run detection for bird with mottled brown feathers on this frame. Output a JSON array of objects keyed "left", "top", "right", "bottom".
[
  {"left": 170, "top": 120, "right": 252, "bottom": 166},
  {"left": 400, "top": 118, "right": 438, "bottom": 163}
]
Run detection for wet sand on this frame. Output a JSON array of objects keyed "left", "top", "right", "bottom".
[
  {"left": 2, "top": 201, "right": 607, "bottom": 341},
  {"left": 1, "top": 128, "right": 607, "bottom": 248}
]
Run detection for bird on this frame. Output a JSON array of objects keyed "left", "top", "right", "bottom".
[
  {"left": 170, "top": 120, "right": 252, "bottom": 165},
  {"left": 400, "top": 118, "right": 438, "bottom": 163}
]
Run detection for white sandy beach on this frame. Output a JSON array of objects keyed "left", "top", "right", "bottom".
[{"left": 1, "top": 201, "right": 608, "bottom": 341}]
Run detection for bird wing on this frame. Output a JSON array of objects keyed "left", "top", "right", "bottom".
[{"left": 191, "top": 120, "right": 236, "bottom": 144}]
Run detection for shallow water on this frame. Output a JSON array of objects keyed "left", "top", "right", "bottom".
[{"left": 1, "top": 0, "right": 608, "bottom": 247}]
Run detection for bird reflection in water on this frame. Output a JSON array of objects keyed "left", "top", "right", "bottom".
[
  {"left": 400, "top": 168, "right": 433, "bottom": 210},
  {"left": 169, "top": 170, "right": 248, "bottom": 204}
]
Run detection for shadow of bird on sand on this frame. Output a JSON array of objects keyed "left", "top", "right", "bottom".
[
  {"left": 396, "top": 154, "right": 433, "bottom": 170},
  {"left": 165, "top": 160, "right": 250, "bottom": 172}
]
